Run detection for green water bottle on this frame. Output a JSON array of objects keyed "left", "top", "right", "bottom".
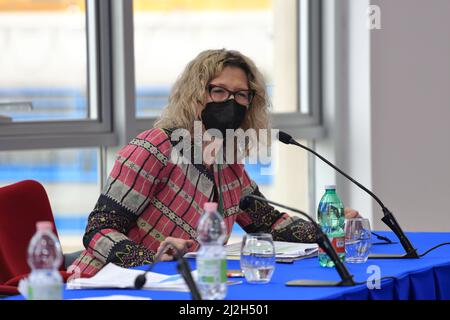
[{"left": 317, "top": 185, "right": 345, "bottom": 267}]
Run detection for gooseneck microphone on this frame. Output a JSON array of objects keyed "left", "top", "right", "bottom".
[
  {"left": 241, "top": 194, "right": 356, "bottom": 287},
  {"left": 134, "top": 240, "right": 202, "bottom": 300},
  {"left": 277, "top": 131, "right": 419, "bottom": 259}
]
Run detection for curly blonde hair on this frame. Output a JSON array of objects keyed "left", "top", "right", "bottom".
[{"left": 154, "top": 49, "right": 271, "bottom": 136}]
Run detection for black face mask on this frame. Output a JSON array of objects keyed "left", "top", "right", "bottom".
[{"left": 201, "top": 99, "right": 247, "bottom": 137}]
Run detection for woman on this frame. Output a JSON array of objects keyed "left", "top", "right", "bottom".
[{"left": 69, "top": 49, "right": 358, "bottom": 276}]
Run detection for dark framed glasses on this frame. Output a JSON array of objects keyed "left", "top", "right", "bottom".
[{"left": 207, "top": 84, "right": 255, "bottom": 106}]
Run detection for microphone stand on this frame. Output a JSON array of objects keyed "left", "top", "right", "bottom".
[
  {"left": 134, "top": 241, "right": 202, "bottom": 300},
  {"left": 243, "top": 194, "right": 356, "bottom": 287},
  {"left": 278, "top": 131, "right": 419, "bottom": 259}
]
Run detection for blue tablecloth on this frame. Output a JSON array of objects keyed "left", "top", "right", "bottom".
[{"left": 7, "top": 232, "right": 450, "bottom": 300}]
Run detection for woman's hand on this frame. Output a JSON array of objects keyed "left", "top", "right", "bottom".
[
  {"left": 344, "top": 208, "right": 361, "bottom": 219},
  {"left": 156, "top": 237, "right": 195, "bottom": 262}
]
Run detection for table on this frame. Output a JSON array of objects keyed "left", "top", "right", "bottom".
[{"left": 7, "top": 232, "right": 450, "bottom": 300}]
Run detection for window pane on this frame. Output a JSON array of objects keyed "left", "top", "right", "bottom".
[
  {"left": 257, "top": 140, "right": 310, "bottom": 213},
  {"left": 134, "top": 0, "right": 301, "bottom": 118},
  {"left": 0, "top": 0, "right": 90, "bottom": 122},
  {"left": 0, "top": 148, "right": 99, "bottom": 253},
  {"left": 223, "top": 140, "right": 310, "bottom": 243}
]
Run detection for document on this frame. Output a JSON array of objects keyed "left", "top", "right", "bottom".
[
  {"left": 67, "top": 263, "right": 193, "bottom": 292},
  {"left": 185, "top": 241, "right": 318, "bottom": 261}
]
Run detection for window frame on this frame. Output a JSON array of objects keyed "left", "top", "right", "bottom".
[{"left": 271, "top": 0, "right": 324, "bottom": 140}]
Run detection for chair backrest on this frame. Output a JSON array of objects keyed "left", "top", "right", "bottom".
[{"left": 0, "top": 180, "right": 60, "bottom": 283}]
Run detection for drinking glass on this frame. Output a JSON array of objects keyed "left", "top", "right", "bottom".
[
  {"left": 345, "top": 218, "right": 372, "bottom": 263},
  {"left": 240, "top": 233, "right": 276, "bottom": 284}
]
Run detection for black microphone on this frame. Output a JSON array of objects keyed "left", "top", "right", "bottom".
[
  {"left": 134, "top": 240, "right": 202, "bottom": 300},
  {"left": 277, "top": 131, "right": 419, "bottom": 259},
  {"left": 241, "top": 194, "right": 356, "bottom": 287}
]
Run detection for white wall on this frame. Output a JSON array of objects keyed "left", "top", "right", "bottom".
[
  {"left": 371, "top": 0, "right": 450, "bottom": 231},
  {"left": 317, "top": 0, "right": 450, "bottom": 232}
]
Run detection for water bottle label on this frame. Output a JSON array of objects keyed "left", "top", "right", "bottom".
[
  {"left": 28, "top": 283, "right": 62, "bottom": 300},
  {"left": 318, "top": 237, "right": 345, "bottom": 254},
  {"left": 197, "top": 259, "right": 227, "bottom": 284}
]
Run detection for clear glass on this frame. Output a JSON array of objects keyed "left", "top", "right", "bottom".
[
  {"left": 345, "top": 218, "right": 372, "bottom": 263},
  {"left": 240, "top": 233, "right": 276, "bottom": 284},
  {"left": 0, "top": 1, "right": 89, "bottom": 122}
]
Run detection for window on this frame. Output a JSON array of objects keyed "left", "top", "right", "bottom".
[
  {"left": 0, "top": 0, "right": 88, "bottom": 122},
  {"left": 134, "top": 0, "right": 321, "bottom": 123},
  {"left": 134, "top": 0, "right": 281, "bottom": 117},
  {"left": 0, "top": 148, "right": 100, "bottom": 252},
  {"left": 0, "top": 0, "right": 115, "bottom": 148}
]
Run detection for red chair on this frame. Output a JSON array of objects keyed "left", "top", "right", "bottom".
[
  {"left": 0, "top": 180, "right": 87, "bottom": 296},
  {"left": 0, "top": 285, "right": 19, "bottom": 296}
]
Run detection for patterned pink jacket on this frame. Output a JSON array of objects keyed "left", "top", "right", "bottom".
[{"left": 69, "top": 128, "right": 316, "bottom": 276}]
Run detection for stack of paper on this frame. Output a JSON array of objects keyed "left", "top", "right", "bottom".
[
  {"left": 227, "top": 241, "right": 318, "bottom": 260},
  {"left": 67, "top": 263, "right": 193, "bottom": 292},
  {"left": 185, "top": 241, "right": 318, "bottom": 262}
]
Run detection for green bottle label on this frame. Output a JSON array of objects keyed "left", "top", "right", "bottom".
[{"left": 198, "top": 258, "right": 227, "bottom": 284}]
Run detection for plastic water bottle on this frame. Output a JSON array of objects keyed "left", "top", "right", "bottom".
[
  {"left": 26, "top": 221, "right": 63, "bottom": 300},
  {"left": 196, "top": 202, "right": 227, "bottom": 300},
  {"left": 317, "top": 185, "right": 346, "bottom": 267}
]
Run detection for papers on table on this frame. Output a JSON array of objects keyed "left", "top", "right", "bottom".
[
  {"left": 184, "top": 241, "right": 318, "bottom": 262},
  {"left": 227, "top": 241, "right": 318, "bottom": 260},
  {"left": 66, "top": 242, "right": 318, "bottom": 291},
  {"left": 67, "top": 263, "right": 194, "bottom": 292}
]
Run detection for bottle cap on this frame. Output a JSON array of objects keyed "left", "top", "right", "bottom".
[
  {"left": 36, "top": 221, "right": 53, "bottom": 232},
  {"left": 203, "top": 202, "right": 218, "bottom": 212},
  {"left": 325, "top": 185, "right": 336, "bottom": 190}
]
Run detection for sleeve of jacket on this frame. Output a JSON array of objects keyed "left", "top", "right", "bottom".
[
  {"left": 82, "top": 128, "right": 173, "bottom": 268},
  {"left": 236, "top": 169, "right": 317, "bottom": 243}
]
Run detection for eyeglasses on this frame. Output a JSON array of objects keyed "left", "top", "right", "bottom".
[{"left": 207, "top": 84, "right": 255, "bottom": 106}]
